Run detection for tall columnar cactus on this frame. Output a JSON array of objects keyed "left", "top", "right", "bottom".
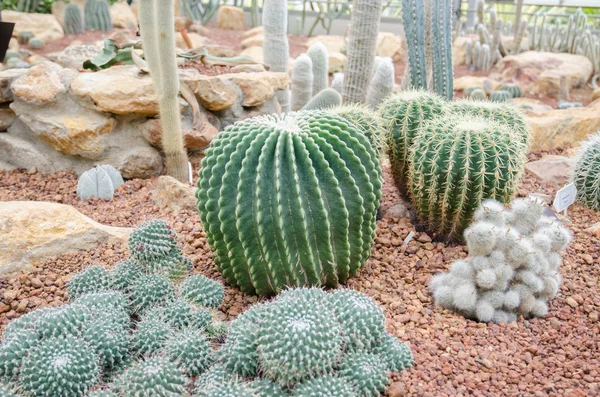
[
  {"left": 367, "top": 57, "right": 394, "bottom": 109},
  {"left": 291, "top": 54, "right": 314, "bottom": 111},
  {"left": 331, "top": 72, "right": 344, "bottom": 93},
  {"left": 402, "top": 0, "right": 426, "bottom": 90},
  {"left": 379, "top": 90, "right": 445, "bottom": 192},
  {"left": 301, "top": 88, "right": 342, "bottom": 111},
  {"left": 342, "top": 0, "right": 383, "bottom": 104},
  {"left": 85, "top": 0, "right": 112, "bottom": 32},
  {"left": 431, "top": 0, "right": 454, "bottom": 100},
  {"left": 84, "top": 0, "right": 98, "bottom": 30},
  {"left": 263, "top": 0, "right": 290, "bottom": 113},
  {"left": 139, "top": 0, "right": 190, "bottom": 182},
  {"left": 64, "top": 3, "right": 84, "bottom": 35},
  {"left": 196, "top": 112, "right": 381, "bottom": 296},
  {"left": 572, "top": 133, "right": 600, "bottom": 211},
  {"left": 307, "top": 41, "right": 329, "bottom": 96},
  {"left": 17, "top": 0, "right": 39, "bottom": 13},
  {"left": 408, "top": 114, "right": 528, "bottom": 239}
]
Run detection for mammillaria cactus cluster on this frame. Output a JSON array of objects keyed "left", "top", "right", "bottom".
[
  {"left": 200, "top": 288, "right": 413, "bottom": 395},
  {"left": 197, "top": 111, "right": 382, "bottom": 296},
  {"left": 429, "top": 198, "right": 572, "bottom": 323}
]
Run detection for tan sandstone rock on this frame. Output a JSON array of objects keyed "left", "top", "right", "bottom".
[
  {"left": 0, "top": 201, "right": 131, "bottom": 274},
  {"left": 243, "top": 26, "right": 264, "bottom": 40},
  {"left": 306, "top": 35, "right": 345, "bottom": 53},
  {"left": 508, "top": 97, "right": 552, "bottom": 116},
  {"left": 110, "top": 1, "right": 138, "bottom": 30},
  {"left": 217, "top": 6, "right": 245, "bottom": 31},
  {"left": 3, "top": 10, "right": 64, "bottom": 43},
  {"left": 227, "top": 72, "right": 291, "bottom": 107},
  {"left": 525, "top": 155, "right": 574, "bottom": 186},
  {"left": 11, "top": 61, "right": 68, "bottom": 104},
  {"left": 0, "top": 105, "right": 16, "bottom": 131},
  {"left": 454, "top": 76, "right": 501, "bottom": 93},
  {"left": 152, "top": 176, "right": 197, "bottom": 214},
  {"left": 0, "top": 68, "right": 28, "bottom": 103},
  {"left": 593, "top": 87, "right": 600, "bottom": 102},
  {"left": 376, "top": 32, "right": 403, "bottom": 62},
  {"left": 241, "top": 46, "right": 264, "bottom": 63},
  {"left": 241, "top": 34, "right": 264, "bottom": 49},
  {"left": 181, "top": 71, "right": 238, "bottom": 111},
  {"left": 175, "top": 32, "right": 210, "bottom": 50}
]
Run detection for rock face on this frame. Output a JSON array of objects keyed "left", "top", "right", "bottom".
[
  {"left": 376, "top": 32, "right": 404, "bottom": 62},
  {"left": 57, "top": 45, "right": 103, "bottom": 70},
  {"left": 509, "top": 98, "right": 552, "bottom": 115},
  {"left": 454, "top": 76, "right": 501, "bottom": 93},
  {"left": 0, "top": 69, "right": 29, "bottom": 103},
  {"left": 527, "top": 100, "right": 600, "bottom": 151},
  {"left": 109, "top": 1, "right": 138, "bottom": 30},
  {"left": 152, "top": 176, "right": 197, "bottom": 214},
  {"left": 525, "top": 155, "right": 574, "bottom": 186},
  {"left": 11, "top": 62, "right": 70, "bottom": 104},
  {"left": 306, "top": 35, "right": 345, "bottom": 53},
  {"left": 175, "top": 32, "right": 210, "bottom": 50},
  {"left": 0, "top": 201, "right": 131, "bottom": 274},
  {"left": 593, "top": 88, "right": 600, "bottom": 102},
  {"left": 498, "top": 51, "right": 593, "bottom": 97},
  {"left": 3, "top": 10, "right": 64, "bottom": 43},
  {"left": 0, "top": 105, "right": 16, "bottom": 131},
  {"left": 241, "top": 34, "right": 264, "bottom": 49},
  {"left": 217, "top": 6, "right": 245, "bottom": 31}
]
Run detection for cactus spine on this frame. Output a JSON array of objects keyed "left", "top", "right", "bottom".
[
  {"left": 307, "top": 41, "right": 329, "bottom": 96},
  {"left": 196, "top": 112, "right": 381, "bottom": 296},
  {"left": 291, "top": 54, "right": 314, "bottom": 111},
  {"left": 572, "top": 133, "right": 600, "bottom": 211},
  {"left": 263, "top": 0, "right": 290, "bottom": 113},
  {"left": 342, "top": 0, "right": 383, "bottom": 104},
  {"left": 64, "top": 3, "right": 84, "bottom": 35},
  {"left": 139, "top": 0, "right": 190, "bottom": 182},
  {"left": 301, "top": 88, "right": 342, "bottom": 111},
  {"left": 367, "top": 57, "right": 394, "bottom": 109}
]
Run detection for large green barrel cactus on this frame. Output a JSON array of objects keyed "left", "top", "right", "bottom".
[
  {"left": 407, "top": 114, "right": 528, "bottom": 239},
  {"left": 379, "top": 90, "right": 445, "bottom": 192},
  {"left": 572, "top": 132, "right": 600, "bottom": 211},
  {"left": 196, "top": 111, "right": 382, "bottom": 296}
]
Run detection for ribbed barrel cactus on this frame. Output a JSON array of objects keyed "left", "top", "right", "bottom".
[
  {"left": 408, "top": 114, "right": 528, "bottom": 239},
  {"left": 572, "top": 132, "right": 600, "bottom": 211},
  {"left": 197, "top": 111, "right": 382, "bottom": 296},
  {"left": 330, "top": 104, "right": 385, "bottom": 157}
]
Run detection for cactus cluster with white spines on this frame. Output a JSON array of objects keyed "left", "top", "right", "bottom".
[{"left": 429, "top": 198, "right": 572, "bottom": 323}]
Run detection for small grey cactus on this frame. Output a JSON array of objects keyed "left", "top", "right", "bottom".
[
  {"left": 76, "top": 165, "right": 124, "bottom": 201},
  {"left": 263, "top": 0, "right": 290, "bottom": 113},
  {"left": 331, "top": 72, "right": 344, "bottom": 93},
  {"left": 302, "top": 88, "right": 342, "bottom": 110},
  {"left": 367, "top": 57, "right": 395, "bottom": 109},
  {"left": 307, "top": 41, "right": 329, "bottom": 96},
  {"left": 291, "top": 54, "right": 314, "bottom": 111}
]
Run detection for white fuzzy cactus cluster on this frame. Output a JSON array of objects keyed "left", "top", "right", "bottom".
[{"left": 429, "top": 197, "right": 572, "bottom": 324}]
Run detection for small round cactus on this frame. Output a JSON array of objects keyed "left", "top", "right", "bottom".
[
  {"left": 164, "top": 328, "right": 213, "bottom": 376},
  {"left": 116, "top": 356, "right": 187, "bottom": 396},
  {"left": 0, "top": 384, "right": 19, "bottom": 397},
  {"left": 110, "top": 259, "right": 144, "bottom": 292},
  {"left": 129, "top": 220, "right": 178, "bottom": 264},
  {"left": 18, "top": 31, "right": 33, "bottom": 45},
  {"left": 2, "top": 307, "right": 53, "bottom": 340},
  {"left": 28, "top": 38, "right": 44, "bottom": 50},
  {"left": 292, "top": 376, "right": 357, "bottom": 397},
  {"left": 466, "top": 88, "right": 487, "bottom": 100},
  {"left": 36, "top": 304, "right": 92, "bottom": 338},
  {"left": 372, "top": 333, "right": 414, "bottom": 372},
  {"left": 219, "top": 319, "right": 259, "bottom": 377},
  {"left": 82, "top": 319, "right": 129, "bottom": 370},
  {"left": 20, "top": 336, "right": 100, "bottom": 397},
  {"left": 498, "top": 83, "right": 522, "bottom": 98},
  {"left": 87, "top": 390, "right": 118, "bottom": 397},
  {"left": 180, "top": 275, "right": 225, "bottom": 308},
  {"left": 489, "top": 90, "right": 513, "bottom": 102},
  {"left": 338, "top": 352, "right": 389, "bottom": 397},
  {"left": 160, "top": 298, "right": 195, "bottom": 329},
  {"left": 301, "top": 88, "right": 342, "bottom": 110},
  {"left": 0, "top": 329, "right": 38, "bottom": 378},
  {"left": 194, "top": 364, "right": 236, "bottom": 395},
  {"left": 129, "top": 273, "right": 176, "bottom": 313},
  {"left": 75, "top": 291, "right": 130, "bottom": 328},
  {"left": 572, "top": 133, "right": 600, "bottom": 211},
  {"left": 131, "top": 312, "right": 173, "bottom": 357},
  {"left": 246, "top": 379, "right": 288, "bottom": 397},
  {"left": 67, "top": 265, "right": 112, "bottom": 300},
  {"left": 202, "top": 383, "right": 254, "bottom": 397}
]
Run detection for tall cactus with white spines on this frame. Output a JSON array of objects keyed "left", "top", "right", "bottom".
[
  {"left": 301, "top": 88, "right": 342, "bottom": 111},
  {"left": 367, "top": 57, "right": 394, "bottom": 109},
  {"left": 572, "top": 132, "right": 600, "bottom": 211},
  {"left": 263, "top": 0, "right": 290, "bottom": 113},
  {"left": 342, "top": 0, "right": 383, "bottom": 104},
  {"left": 139, "top": 0, "right": 190, "bottom": 182},
  {"left": 291, "top": 54, "right": 314, "bottom": 111},
  {"left": 307, "top": 41, "right": 329, "bottom": 96},
  {"left": 196, "top": 111, "right": 382, "bottom": 296},
  {"left": 64, "top": 3, "right": 84, "bottom": 35},
  {"left": 408, "top": 114, "right": 528, "bottom": 239}
]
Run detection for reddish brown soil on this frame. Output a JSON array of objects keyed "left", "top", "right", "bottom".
[{"left": 1, "top": 152, "right": 599, "bottom": 396}]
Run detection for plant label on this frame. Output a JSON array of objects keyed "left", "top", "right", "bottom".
[
  {"left": 553, "top": 183, "right": 577, "bottom": 214},
  {"left": 188, "top": 161, "right": 193, "bottom": 185}
]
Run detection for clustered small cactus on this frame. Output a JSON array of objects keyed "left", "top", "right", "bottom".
[
  {"left": 0, "top": 220, "right": 226, "bottom": 396},
  {"left": 429, "top": 198, "right": 572, "bottom": 323},
  {"left": 572, "top": 132, "right": 600, "bottom": 211}
]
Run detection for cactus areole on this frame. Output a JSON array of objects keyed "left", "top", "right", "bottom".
[{"left": 196, "top": 111, "right": 382, "bottom": 296}]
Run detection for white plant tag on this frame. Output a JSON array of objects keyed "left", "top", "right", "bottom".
[
  {"left": 553, "top": 183, "right": 577, "bottom": 214},
  {"left": 188, "top": 162, "right": 193, "bottom": 185}
]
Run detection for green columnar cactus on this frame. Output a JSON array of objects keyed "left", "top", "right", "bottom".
[
  {"left": 379, "top": 90, "right": 445, "bottom": 192},
  {"left": 179, "top": 274, "right": 225, "bottom": 308},
  {"left": 20, "top": 336, "right": 100, "bottom": 397},
  {"left": 292, "top": 376, "right": 357, "bottom": 397},
  {"left": 111, "top": 259, "right": 144, "bottom": 292},
  {"left": 431, "top": 0, "right": 454, "bottom": 100},
  {"left": 197, "top": 112, "right": 381, "bottom": 296},
  {"left": 291, "top": 54, "right": 314, "bottom": 111},
  {"left": 139, "top": 0, "right": 190, "bottom": 182},
  {"left": 164, "top": 328, "right": 213, "bottom": 376},
  {"left": 307, "top": 41, "right": 329, "bottom": 96},
  {"left": 402, "top": 0, "right": 426, "bottom": 90},
  {"left": 302, "top": 88, "right": 342, "bottom": 110},
  {"left": 465, "top": 39, "right": 473, "bottom": 66},
  {"left": 28, "top": 38, "right": 43, "bottom": 49},
  {"left": 512, "top": 18, "right": 527, "bottom": 55},
  {"left": 342, "top": 0, "right": 383, "bottom": 104},
  {"left": 338, "top": 352, "right": 389, "bottom": 397},
  {"left": 84, "top": 0, "right": 97, "bottom": 30},
  {"left": 64, "top": 3, "right": 84, "bottom": 35},
  {"left": 91, "top": 0, "right": 112, "bottom": 31},
  {"left": 116, "top": 356, "right": 187, "bottom": 396},
  {"left": 478, "top": 43, "right": 490, "bottom": 70},
  {"left": 489, "top": 90, "right": 512, "bottom": 102},
  {"left": 129, "top": 274, "right": 176, "bottom": 313},
  {"left": 448, "top": 99, "right": 530, "bottom": 145},
  {"left": 407, "top": 114, "right": 528, "bottom": 239},
  {"left": 367, "top": 57, "right": 394, "bottom": 109},
  {"left": 17, "top": 0, "right": 38, "bottom": 12},
  {"left": 572, "top": 133, "right": 600, "bottom": 210},
  {"left": 0, "top": 329, "right": 38, "bottom": 378},
  {"left": 330, "top": 104, "right": 385, "bottom": 156},
  {"left": 263, "top": 0, "right": 290, "bottom": 113},
  {"left": 498, "top": 83, "right": 522, "bottom": 98},
  {"left": 67, "top": 265, "right": 112, "bottom": 300},
  {"left": 476, "top": 0, "right": 484, "bottom": 26},
  {"left": 82, "top": 318, "right": 129, "bottom": 369}
]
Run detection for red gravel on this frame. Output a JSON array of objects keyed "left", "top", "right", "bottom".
[{"left": 1, "top": 148, "right": 599, "bottom": 396}]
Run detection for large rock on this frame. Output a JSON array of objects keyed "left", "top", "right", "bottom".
[
  {"left": 3, "top": 10, "right": 64, "bottom": 43},
  {"left": 241, "top": 34, "right": 264, "bottom": 49},
  {"left": 180, "top": 70, "right": 238, "bottom": 111},
  {"left": 527, "top": 99, "right": 600, "bottom": 151},
  {"left": 376, "top": 32, "right": 403, "bottom": 62},
  {"left": 306, "top": 35, "right": 345, "bottom": 53},
  {"left": 110, "top": 1, "right": 138, "bottom": 30},
  {"left": 141, "top": 109, "right": 219, "bottom": 151},
  {"left": 329, "top": 52, "right": 346, "bottom": 74},
  {"left": 525, "top": 155, "right": 574, "bottom": 186},
  {"left": 498, "top": 51, "right": 593, "bottom": 97},
  {"left": 0, "top": 104, "right": 16, "bottom": 131},
  {"left": 0, "top": 69, "right": 28, "bottom": 104},
  {"left": 175, "top": 32, "right": 210, "bottom": 50},
  {"left": 454, "top": 75, "right": 501, "bottom": 92},
  {"left": 227, "top": 72, "right": 290, "bottom": 107},
  {"left": 243, "top": 26, "right": 264, "bottom": 40},
  {"left": 71, "top": 65, "right": 159, "bottom": 116},
  {"left": 241, "top": 46, "right": 264, "bottom": 63},
  {"left": 11, "top": 62, "right": 70, "bottom": 104},
  {"left": 0, "top": 201, "right": 131, "bottom": 274},
  {"left": 217, "top": 5, "right": 244, "bottom": 31},
  {"left": 56, "top": 45, "right": 103, "bottom": 70},
  {"left": 152, "top": 176, "right": 197, "bottom": 214}
]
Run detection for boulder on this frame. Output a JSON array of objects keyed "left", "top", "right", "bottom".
[
  {"left": 508, "top": 97, "right": 552, "bottom": 116},
  {"left": 241, "top": 46, "right": 264, "bottom": 63},
  {"left": 56, "top": 45, "right": 103, "bottom": 70},
  {"left": 593, "top": 87, "right": 600, "bottom": 102},
  {"left": 230, "top": 64, "right": 267, "bottom": 73},
  {"left": 454, "top": 76, "right": 501, "bottom": 93},
  {"left": 227, "top": 72, "right": 291, "bottom": 107},
  {"left": 498, "top": 51, "right": 593, "bottom": 97},
  {"left": 181, "top": 70, "right": 238, "bottom": 111},
  {"left": 329, "top": 52, "right": 346, "bottom": 74},
  {"left": 0, "top": 68, "right": 28, "bottom": 104},
  {"left": 0, "top": 104, "right": 16, "bottom": 131},
  {"left": 0, "top": 201, "right": 131, "bottom": 274},
  {"left": 241, "top": 34, "right": 264, "bottom": 49},
  {"left": 527, "top": 99, "right": 600, "bottom": 151},
  {"left": 71, "top": 65, "right": 159, "bottom": 116},
  {"left": 525, "top": 155, "right": 574, "bottom": 186},
  {"left": 3, "top": 10, "right": 64, "bottom": 43},
  {"left": 243, "top": 25, "right": 264, "bottom": 40},
  {"left": 306, "top": 35, "right": 345, "bottom": 53},
  {"left": 110, "top": 1, "right": 138, "bottom": 30},
  {"left": 152, "top": 176, "right": 197, "bottom": 214},
  {"left": 217, "top": 5, "right": 245, "bottom": 31},
  {"left": 376, "top": 32, "right": 403, "bottom": 62},
  {"left": 141, "top": 110, "right": 218, "bottom": 151},
  {"left": 202, "top": 44, "right": 237, "bottom": 58},
  {"left": 175, "top": 32, "right": 210, "bottom": 50},
  {"left": 10, "top": 62, "right": 71, "bottom": 105}
]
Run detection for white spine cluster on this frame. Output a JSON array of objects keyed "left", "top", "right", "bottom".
[{"left": 429, "top": 198, "right": 572, "bottom": 323}]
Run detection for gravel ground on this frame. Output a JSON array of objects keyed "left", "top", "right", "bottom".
[{"left": 1, "top": 152, "right": 599, "bottom": 396}]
